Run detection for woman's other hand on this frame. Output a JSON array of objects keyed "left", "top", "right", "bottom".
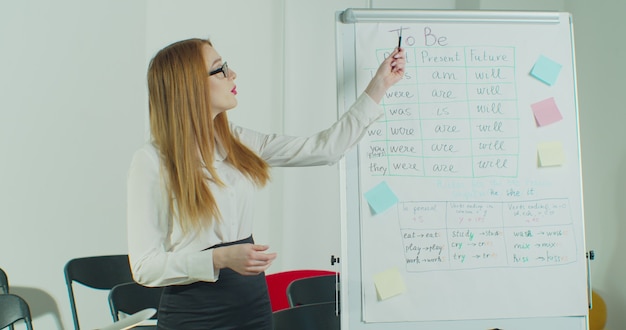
[
  {"left": 213, "top": 243, "right": 277, "bottom": 276},
  {"left": 364, "top": 47, "right": 406, "bottom": 104}
]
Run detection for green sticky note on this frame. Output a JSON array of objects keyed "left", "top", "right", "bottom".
[
  {"left": 364, "top": 181, "right": 398, "bottom": 214},
  {"left": 530, "top": 55, "right": 562, "bottom": 86}
]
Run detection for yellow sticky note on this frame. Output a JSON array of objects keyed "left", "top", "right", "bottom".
[
  {"left": 373, "top": 268, "right": 406, "bottom": 301},
  {"left": 537, "top": 141, "right": 565, "bottom": 167}
]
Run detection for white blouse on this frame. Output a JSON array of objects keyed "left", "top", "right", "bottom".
[{"left": 127, "top": 93, "right": 382, "bottom": 287}]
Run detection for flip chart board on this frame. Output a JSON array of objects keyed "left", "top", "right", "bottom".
[{"left": 336, "top": 9, "right": 588, "bottom": 330}]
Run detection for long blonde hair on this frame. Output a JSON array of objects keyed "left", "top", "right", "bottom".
[{"left": 147, "top": 38, "right": 270, "bottom": 232}]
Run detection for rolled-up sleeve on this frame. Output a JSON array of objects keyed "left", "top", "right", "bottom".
[
  {"left": 126, "top": 147, "right": 218, "bottom": 287},
  {"left": 232, "top": 92, "right": 383, "bottom": 167}
]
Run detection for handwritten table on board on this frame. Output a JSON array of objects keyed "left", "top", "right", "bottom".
[{"left": 337, "top": 9, "right": 588, "bottom": 330}]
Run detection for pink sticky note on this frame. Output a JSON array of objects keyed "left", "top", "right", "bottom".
[{"left": 531, "top": 97, "right": 563, "bottom": 127}]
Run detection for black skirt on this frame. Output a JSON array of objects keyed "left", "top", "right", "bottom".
[{"left": 157, "top": 236, "right": 273, "bottom": 330}]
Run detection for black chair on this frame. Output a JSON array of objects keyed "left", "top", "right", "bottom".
[
  {"left": 108, "top": 282, "right": 163, "bottom": 329},
  {"left": 0, "top": 268, "right": 15, "bottom": 330},
  {"left": 286, "top": 274, "right": 339, "bottom": 307},
  {"left": 272, "top": 301, "right": 339, "bottom": 330},
  {"left": 64, "top": 255, "right": 134, "bottom": 330},
  {"left": 0, "top": 267, "right": 8, "bottom": 294},
  {"left": 0, "top": 294, "right": 33, "bottom": 330}
]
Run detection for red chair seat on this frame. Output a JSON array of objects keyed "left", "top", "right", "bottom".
[{"left": 265, "top": 270, "right": 337, "bottom": 312}]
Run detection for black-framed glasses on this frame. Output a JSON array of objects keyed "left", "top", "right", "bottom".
[{"left": 209, "top": 62, "right": 229, "bottom": 78}]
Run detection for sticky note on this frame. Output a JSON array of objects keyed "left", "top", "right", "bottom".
[
  {"left": 364, "top": 181, "right": 398, "bottom": 214},
  {"left": 530, "top": 55, "right": 562, "bottom": 86},
  {"left": 531, "top": 97, "right": 563, "bottom": 127},
  {"left": 373, "top": 268, "right": 406, "bottom": 301},
  {"left": 537, "top": 141, "right": 565, "bottom": 167}
]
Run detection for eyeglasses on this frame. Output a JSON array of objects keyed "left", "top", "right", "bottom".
[{"left": 209, "top": 62, "right": 229, "bottom": 78}]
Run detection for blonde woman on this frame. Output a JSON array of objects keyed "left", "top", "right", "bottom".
[{"left": 127, "top": 38, "right": 405, "bottom": 329}]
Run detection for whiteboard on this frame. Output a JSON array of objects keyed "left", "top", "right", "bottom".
[{"left": 336, "top": 9, "right": 588, "bottom": 330}]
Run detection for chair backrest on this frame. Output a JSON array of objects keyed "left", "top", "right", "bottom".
[
  {"left": 0, "top": 267, "right": 8, "bottom": 294},
  {"left": 0, "top": 294, "right": 33, "bottom": 330},
  {"left": 287, "top": 274, "right": 339, "bottom": 307},
  {"left": 265, "top": 270, "right": 337, "bottom": 312},
  {"left": 272, "top": 301, "right": 339, "bottom": 330},
  {"left": 64, "top": 255, "right": 134, "bottom": 330},
  {"left": 108, "top": 282, "right": 163, "bottom": 322}
]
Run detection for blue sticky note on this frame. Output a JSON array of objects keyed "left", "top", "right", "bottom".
[
  {"left": 530, "top": 55, "right": 562, "bottom": 86},
  {"left": 364, "top": 181, "right": 398, "bottom": 215}
]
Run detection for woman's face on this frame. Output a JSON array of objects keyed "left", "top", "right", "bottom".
[{"left": 202, "top": 44, "right": 237, "bottom": 117}]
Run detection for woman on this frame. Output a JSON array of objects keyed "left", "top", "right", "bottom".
[{"left": 127, "top": 38, "right": 405, "bottom": 329}]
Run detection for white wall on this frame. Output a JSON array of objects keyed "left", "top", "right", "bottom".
[
  {"left": 1, "top": 0, "right": 625, "bottom": 329},
  {"left": 564, "top": 1, "right": 626, "bottom": 329},
  {"left": 0, "top": 1, "right": 146, "bottom": 329}
]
